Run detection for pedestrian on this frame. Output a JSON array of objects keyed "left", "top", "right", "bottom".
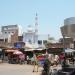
[
  {"left": 42, "top": 58, "right": 50, "bottom": 75},
  {"left": 59, "top": 53, "right": 64, "bottom": 65},
  {"left": 26, "top": 55, "right": 29, "bottom": 64},
  {"left": 33, "top": 54, "right": 38, "bottom": 72},
  {"left": 54, "top": 55, "right": 59, "bottom": 64}
]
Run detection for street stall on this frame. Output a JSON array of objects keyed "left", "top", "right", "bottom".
[
  {"left": 5, "top": 48, "right": 24, "bottom": 64},
  {"left": 36, "top": 54, "right": 46, "bottom": 66},
  {"left": 5, "top": 49, "right": 16, "bottom": 63},
  {"left": 47, "top": 48, "right": 63, "bottom": 55},
  {"left": 13, "top": 50, "right": 25, "bottom": 64},
  {"left": 31, "top": 48, "right": 46, "bottom": 72},
  {"left": 13, "top": 50, "right": 23, "bottom": 55},
  {"left": 24, "top": 42, "right": 46, "bottom": 64},
  {"left": 52, "top": 48, "right": 75, "bottom": 75},
  {"left": 65, "top": 48, "right": 75, "bottom": 65},
  {"left": 32, "top": 52, "right": 46, "bottom": 72},
  {"left": 24, "top": 43, "right": 47, "bottom": 72}
]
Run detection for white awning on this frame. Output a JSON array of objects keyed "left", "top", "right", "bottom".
[
  {"left": 65, "top": 48, "right": 75, "bottom": 53},
  {"left": 25, "top": 48, "right": 44, "bottom": 51},
  {"left": 25, "top": 43, "right": 39, "bottom": 49},
  {"left": 25, "top": 48, "right": 35, "bottom": 51}
]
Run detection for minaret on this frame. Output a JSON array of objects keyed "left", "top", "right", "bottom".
[
  {"left": 34, "top": 13, "right": 38, "bottom": 43},
  {"left": 35, "top": 13, "right": 38, "bottom": 34}
]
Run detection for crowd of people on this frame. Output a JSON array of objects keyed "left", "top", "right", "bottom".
[
  {"left": 41, "top": 54, "right": 64, "bottom": 75},
  {"left": 32, "top": 53, "right": 64, "bottom": 74}
]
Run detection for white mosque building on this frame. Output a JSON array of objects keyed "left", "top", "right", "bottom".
[
  {"left": 23, "top": 25, "right": 38, "bottom": 45},
  {"left": 23, "top": 25, "right": 49, "bottom": 49},
  {"left": 23, "top": 13, "right": 49, "bottom": 49}
]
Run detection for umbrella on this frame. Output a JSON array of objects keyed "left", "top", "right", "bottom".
[{"left": 13, "top": 50, "right": 23, "bottom": 55}]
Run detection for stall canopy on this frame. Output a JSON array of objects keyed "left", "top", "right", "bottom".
[
  {"left": 65, "top": 48, "right": 75, "bottom": 53},
  {"left": 25, "top": 48, "right": 44, "bottom": 51},
  {"left": 25, "top": 48, "right": 35, "bottom": 51},
  {"left": 25, "top": 42, "right": 45, "bottom": 51},
  {"left": 25, "top": 43, "right": 39, "bottom": 49},
  {"left": 13, "top": 50, "right": 23, "bottom": 55},
  {"left": 5, "top": 50, "right": 15, "bottom": 52}
]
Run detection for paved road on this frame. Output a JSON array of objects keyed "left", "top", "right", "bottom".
[{"left": 0, "top": 63, "right": 42, "bottom": 75}]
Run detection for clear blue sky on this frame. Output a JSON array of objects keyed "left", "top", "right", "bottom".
[{"left": 0, "top": 0, "right": 75, "bottom": 40}]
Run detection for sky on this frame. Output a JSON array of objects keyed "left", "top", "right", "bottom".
[{"left": 0, "top": 0, "right": 75, "bottom": 40}]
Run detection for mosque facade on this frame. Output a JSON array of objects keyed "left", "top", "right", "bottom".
[
  {"left": 23, "top": 25, "right": 38, "bottom": 44},
  {"left": 23, "top": 13, "right": 49, "bottom": 49}
]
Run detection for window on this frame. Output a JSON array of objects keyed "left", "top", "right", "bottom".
[
  {"left": 43, "top": 40, "right": 47, "bottom": 44},
  {"left": 5, "top": 32, "right": 7, "bottom": 34},
  {"left": 4, "top": 27, "right": 8, "bottom": 30},
  {"left": 38, "top": 40, "right": 42, "bottom": 45},
  {"left": 5, "top": 38, "right": 8, "bottom": 42},
  {"left": 28, "top": 39, "right": 32, "bottom": 44}
]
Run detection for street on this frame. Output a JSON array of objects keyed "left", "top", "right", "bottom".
[{"left": 0, "top": 63, "right": 42, "bottom": 75}]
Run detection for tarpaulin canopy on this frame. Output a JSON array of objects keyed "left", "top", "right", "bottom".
[
  {"left": 5, "top": 50, "right": 15, "bottom": 52},
  {"left": 65, "top": 48, "right": 75, "bottom": 53},
  {"left": 25, "top": 47, "right": 45, "bottom": 51},
  {"left": 13, "top": 50, "right": 23, "bottom": 55},
  {"left": 25, "top": 42, "right": 39, "bottom": 49}
]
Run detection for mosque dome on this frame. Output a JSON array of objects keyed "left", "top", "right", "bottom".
[{"left": 27, "top": 25, "right": 34, "bottom": 32}]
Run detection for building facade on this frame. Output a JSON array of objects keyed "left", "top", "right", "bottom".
[
  {"left": 61, "top": 17, "right": 75, "bottom": 38},
  {"left": 0, "top": 25, "right": 21, "bottom": 48},
  {"left": 23, "top": 25, "right": 49, "bottom": 49},
  {"left": 60, "top": 17, "right": 75, "bottom": 48},
  {"left": 23, "top": 25, "right": 38, "bottom": 44},
  {"left": 38, "top": 34, "right": 48, "bottom": 47}
]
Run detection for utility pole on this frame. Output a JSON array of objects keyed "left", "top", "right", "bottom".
[
  {"left": 62, "top": 34, "right": 66, "bottom": 67},
  {"left": 34, "top": 13, "right": 38, "bottom": 43}
]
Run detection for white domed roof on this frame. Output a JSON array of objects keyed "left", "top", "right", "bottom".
[{"left": 27, "top": 25, "right": 34, "bottom": 32}]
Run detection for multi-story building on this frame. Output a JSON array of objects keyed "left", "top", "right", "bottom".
[
  {"left": 0, "top": 32, "right": 11, "bottom": 47},
  {"left": 1, "top": 25, "right": 18, "bottom": 43},
  {"left": 60, "top": 17, "right": 75, "bottom": 48},
  {"left": 0, "top": 25, "right": 22, "bottom": 48},
  {"left": 2, "top": 25, "right": 18, "bottom": 34},
  {"left": 61, "top": 17, "right": 75, "bottom": 38}
]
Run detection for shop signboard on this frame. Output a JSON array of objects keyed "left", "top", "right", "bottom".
[
  {"left": 37, "top": 55, "right": 45, "bottom": 65},
  {"left": 14, "top": 42, "right": 22, "bottom": 48}
]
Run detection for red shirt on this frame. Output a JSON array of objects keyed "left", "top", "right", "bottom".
[{"left": 59, "top": 54, "right": 64, "bottom": 60}]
